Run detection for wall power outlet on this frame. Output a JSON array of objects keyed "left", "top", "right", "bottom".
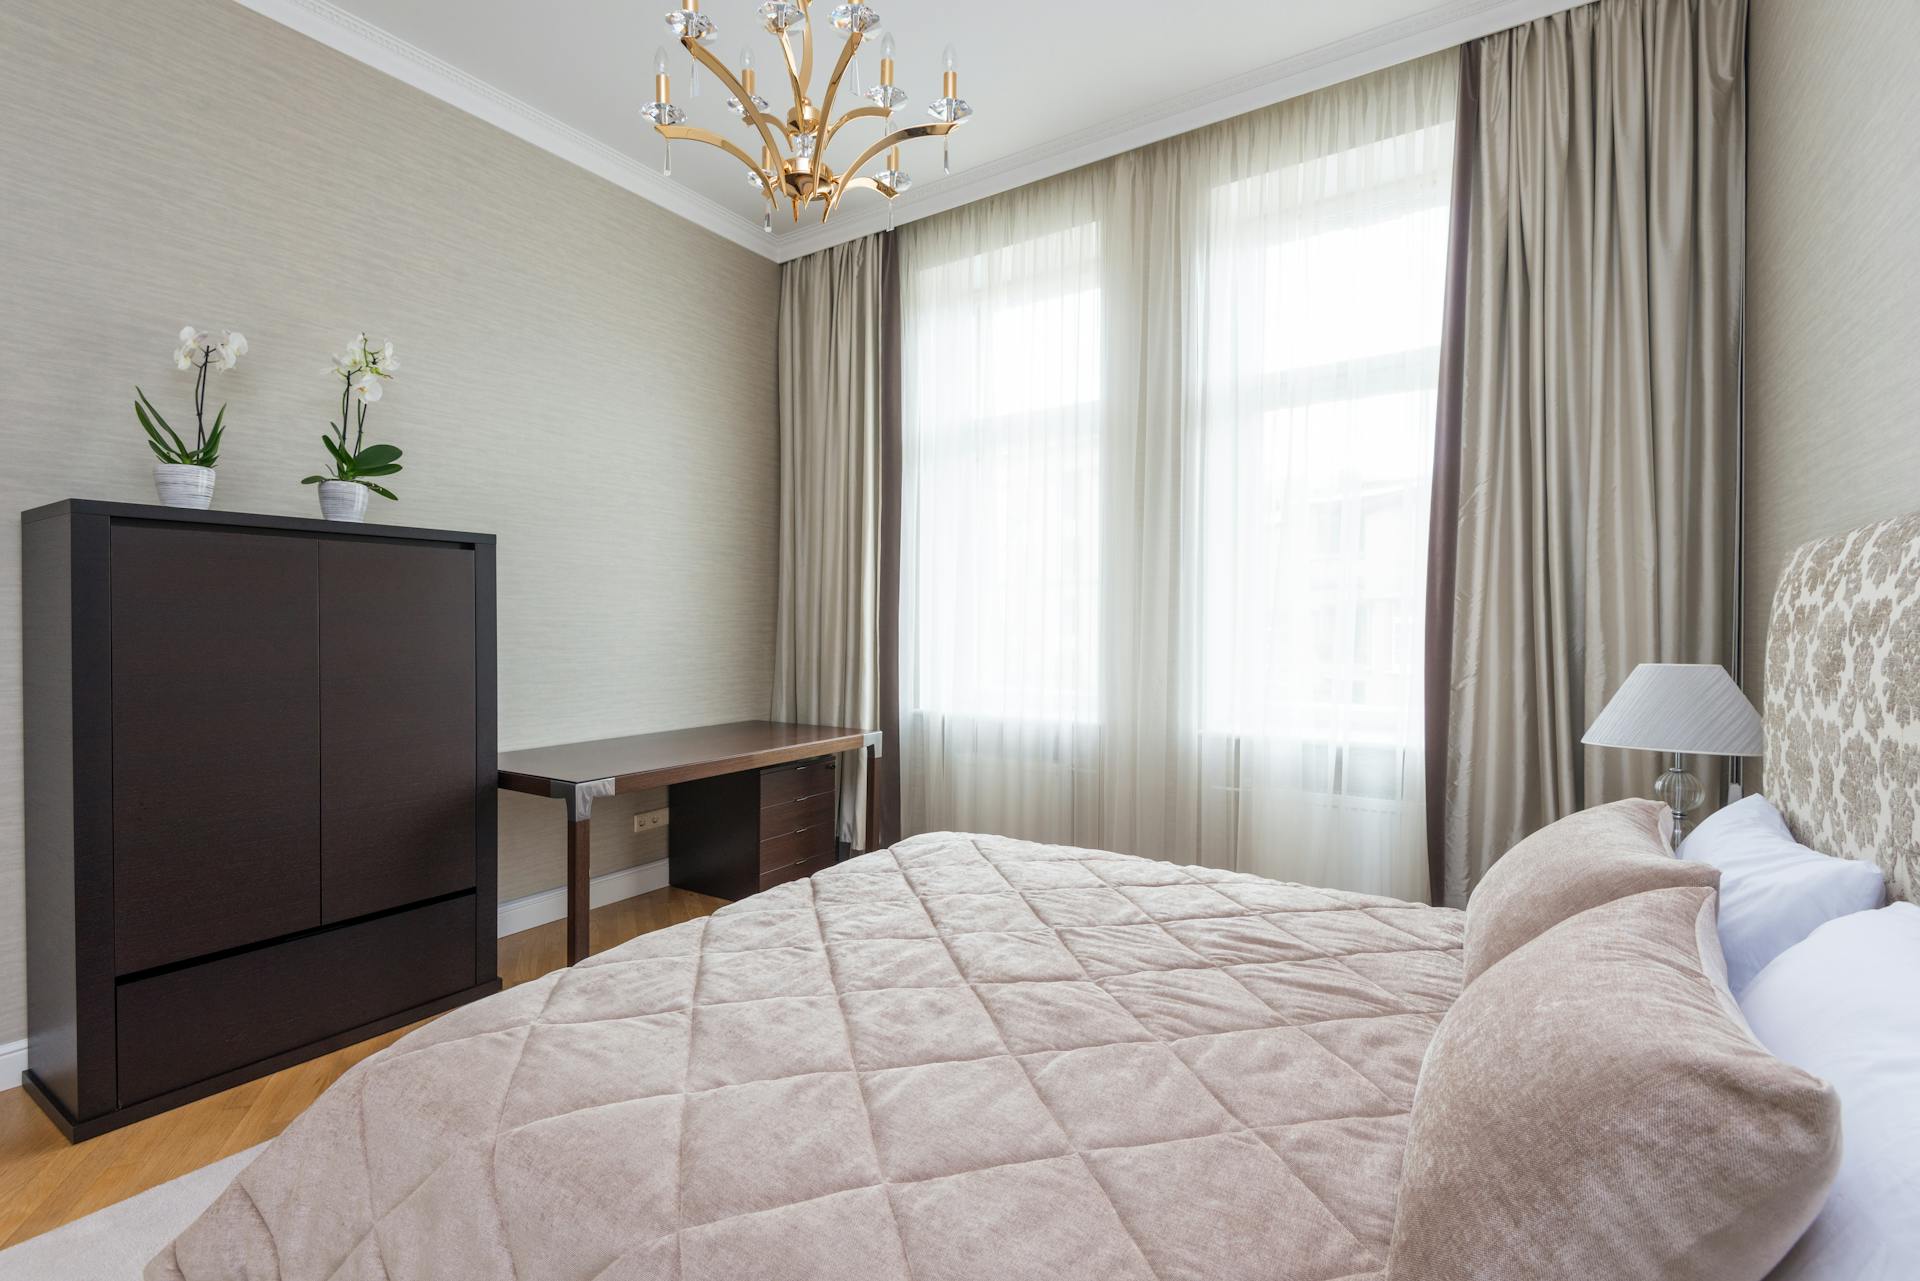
[{"left": 633, "top": 808, "right": 670, "bottom": 834}]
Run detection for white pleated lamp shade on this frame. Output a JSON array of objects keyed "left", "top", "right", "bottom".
[{"left": 1582, "top": 663, "right": 1765, "bottom": 757}]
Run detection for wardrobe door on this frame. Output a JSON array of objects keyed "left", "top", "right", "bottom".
[
  {"left": 319, "top": 539, "right": 477, "bottom": 922},
  {"left": 111, "top": 524, "right": 322, "bottom": 973}
]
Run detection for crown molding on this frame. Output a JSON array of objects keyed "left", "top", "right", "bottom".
[
  {"left": 229, "top": 0, "right": 776, "bottom": 258},
  {"left": 233, "top": 0, "right": 1583, "bottom": 266}
]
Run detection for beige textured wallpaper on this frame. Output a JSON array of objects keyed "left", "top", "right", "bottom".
[
  {"left": 0, "top": 0, "right": 780, "bottom": 1045},
  {"left": 1744, "top": 0, "right": 1920, "bottom": 713}
]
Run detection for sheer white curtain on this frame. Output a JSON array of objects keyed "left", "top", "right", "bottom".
[
  {"left": 901, "top": 54, "right": 1457, "bottom": 898},
  {"left": 900, "top": 172, "right": 1106, "bottom": 842}
]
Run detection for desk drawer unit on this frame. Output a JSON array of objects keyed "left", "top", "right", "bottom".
[{"left": 669, "top": 755, "right": 838, "bottom": 901}]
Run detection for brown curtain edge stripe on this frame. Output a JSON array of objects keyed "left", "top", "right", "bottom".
[
  {"left": 874, "top": 230, "right": 904, "bottom": 850},
  {"left": 1424, "top": 41, "right": 1478, "bottom": 907}
]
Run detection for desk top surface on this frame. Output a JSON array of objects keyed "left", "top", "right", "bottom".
[{"left": 497, "top": 719, "right": 878, "bottom": 789}]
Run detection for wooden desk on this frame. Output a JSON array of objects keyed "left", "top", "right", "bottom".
[{"left": 499, "top": 721, "right": 882, "bottom": 963}]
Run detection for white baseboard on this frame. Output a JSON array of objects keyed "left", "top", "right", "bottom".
[
  {"left": 2, "top": 1038, "right": 26, "bottom": 1089},
  {"left": 495, "top": 860, "right": 670, "bottom": 938},
  {"left": 0, "top": 874, "right": 666, "bottom": 1090}
]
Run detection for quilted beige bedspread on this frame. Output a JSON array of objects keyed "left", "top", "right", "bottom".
[{"left": 149, "top": 833, "right": 1463, "bottom": 1281}]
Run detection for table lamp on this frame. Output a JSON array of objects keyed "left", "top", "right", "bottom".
[{"left": 1582, "top": 663, "right": 1765, "bottom": 839}]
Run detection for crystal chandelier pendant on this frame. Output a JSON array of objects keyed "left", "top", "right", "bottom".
[
  {"left": 878, "top": 165, "right": 911, "bottom": 222},
  {"left": 640, "top": 100, "right": 686, "bottom": 127},
  {"left": 758, "top": 2, "right": 804, "bottom": 34},
  {"left": 726, "top": 92, "right": 771, "bottom": 119},
  {"left": 926, "top": 96, "right": 972, "bottom": 125},
  {"left": 663, "top": 8, "right": 716, "bottom": 39},
  {"left": 829, "top": 3, "right": 880, "bottom": 34},
  {"left": 864, "top": 83, "right": 907, "bottom": 110},
  {"left": 663, "top": 7, "right": 716, "bottom": 95}
]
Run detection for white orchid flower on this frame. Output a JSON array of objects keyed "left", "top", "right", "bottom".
[
  {"left": 379, "top": 341, "right": 396, "bottom": 369},
  {"left": 178, "top": 325, "right": 198, "bottom": 344},
  {"left": 350, "top": 376, "right": 383, "bottom": 404},
  {"left": 226, "top": 331, "right": 248, "bottom": 357},
  {"left": 175, "top": 347, "right": 193, "bottom": 370}
]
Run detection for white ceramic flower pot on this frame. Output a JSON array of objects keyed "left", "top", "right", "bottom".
[
  {"left": 318, "top": 480, "right": 369, "bottom": 522},
  {"left": 153, "top": 463, "right": 216, "bottom": 509}
]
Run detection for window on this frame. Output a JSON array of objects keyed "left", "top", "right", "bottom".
[
  {"left": 898, "top": 52, "right": 1457, "bottom": 895},
  {"left": 1194, "top": 121, "right": 1455, "bottom": 797},
  {"left": 903, "top": 221, "right": 1103, "bottom": 726}
]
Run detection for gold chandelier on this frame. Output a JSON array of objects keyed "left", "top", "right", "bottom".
[{"left": 641, "top": 1, "right": 973, "bottom": 230}]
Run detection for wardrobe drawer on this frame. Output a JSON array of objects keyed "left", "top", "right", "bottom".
[
  {"left": 759, "top": 790, "right": 834, "bottom": 842},
  {"left": 760, "top": 823, "right": 835, "bottom": 875},
  {"left": 760, "top": 758, "right": 833, "bottom": 809},
  {"left": 115, "top": 895, "right": 476, "bottom": 1106},
  {"left": 759, "top": 850, "right": 837, "bottom": 895}
]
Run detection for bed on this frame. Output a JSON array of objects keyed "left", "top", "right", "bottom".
[
  {"left": 149, "top": 832, "right": 1461, "bottom": 1280},
  {"left": 148, "top": 510, "right": 1919, "bottom": 1281}
]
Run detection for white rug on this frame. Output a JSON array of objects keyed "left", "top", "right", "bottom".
[{"left": 0, "top": 1144, "right": 263, "bottom": 1281}]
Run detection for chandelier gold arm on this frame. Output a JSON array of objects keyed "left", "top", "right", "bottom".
[
  {"left": 748, "top": 111, "right": 798, "bottom": 142},
  {"left": 773, "top": 0, "right": 814, "bottom": 105},
  {"left": 803, "top": 29, "right": 865, "bottom": 201},
  {"left": 656, "top": 123, "right": 780, "bottom": 207},
  {"left": 827, "top": 122, "right": 956, "bottom": 214},
  {"left": 797, "top": 1, "right": 815, "bottom": 89},
  {"left": 679, "top": 37, "right": 788, "bottom": 167},
  {"left": 774, "top": 28, "right": 807, "bottom": 107},
  {"left": 826, "top": 103, "right": 890, "bottom": 148},
  {"left": 835, "top": 174, "right": 899, "bottom": 204}
]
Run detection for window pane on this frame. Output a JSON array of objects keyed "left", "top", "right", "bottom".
[{"left": 904, "top": 222, "right": 1103, "bottom": 724}]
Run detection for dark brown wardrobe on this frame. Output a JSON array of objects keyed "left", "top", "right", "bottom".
[{"left": 22, "top": 501, "right": 500, "bottom": 1140}]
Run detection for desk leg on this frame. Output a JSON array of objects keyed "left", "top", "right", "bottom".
[
  {"left": 565, "top": 807, "right": 590, "bottom": 965},
  {"left": 863, "top": 743, "right": 882, "bottom": 854},
  {"left": 563, "top": 779, "right": 615, "bottom": 966}
]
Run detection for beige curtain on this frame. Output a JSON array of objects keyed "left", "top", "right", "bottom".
[
  {"left": 1440, "top": 0, "right": 1747, "bottom": 904},
  {"left": 773, "top": 233, "right": 895, "bottom": 849}
]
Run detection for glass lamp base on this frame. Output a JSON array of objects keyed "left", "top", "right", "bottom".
[{"left": 1653, "top": 761, "right": 1705, "bottom": 841}]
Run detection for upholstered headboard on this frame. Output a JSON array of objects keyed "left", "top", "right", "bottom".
[{"left": 1764, "top": 511, "right": 1920, "bottom": 903}]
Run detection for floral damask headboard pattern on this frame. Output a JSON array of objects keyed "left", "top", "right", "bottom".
[{"left": 1764, "top": 511, "right": 1920, "bottom": 903}]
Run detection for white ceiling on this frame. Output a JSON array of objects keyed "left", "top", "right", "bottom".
[{"left": 239, "top": 0, "right": 1577, "bottom": 261}]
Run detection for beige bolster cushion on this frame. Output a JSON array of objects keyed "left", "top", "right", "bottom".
[
  {"left": 1464, "top": 798, "right": 1718, "bottom": 983},
  {"left": 1386, "top": 885, "right": 1842, "bottom": 1281}
]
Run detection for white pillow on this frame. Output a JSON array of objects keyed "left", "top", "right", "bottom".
[
  {"left": 1678, "top": 794, "right": 1885, "bottom": 993},
  {"left": 1740, "top": 903, "right": 1920, "bottom": 1281}
]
